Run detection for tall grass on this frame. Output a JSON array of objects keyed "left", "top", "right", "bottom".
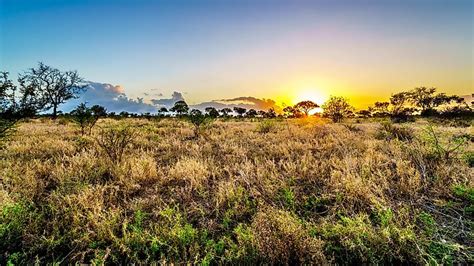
[{"left": 0, "top": 118, "right": 472, "bottom": 264}]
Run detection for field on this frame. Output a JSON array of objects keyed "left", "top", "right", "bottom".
[{"left": 1, "top": 117, "right": 473, "bottom": 264}]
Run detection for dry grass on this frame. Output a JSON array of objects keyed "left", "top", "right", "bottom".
[{"left": 0, "top": 117, "right": 472, "bottom": 264}]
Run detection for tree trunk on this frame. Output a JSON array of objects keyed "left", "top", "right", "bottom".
[{"left": 52, "top": 104, "right": 58, "bottom": 119}]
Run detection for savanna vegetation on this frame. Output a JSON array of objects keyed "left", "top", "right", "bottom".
[{"left": 0, "top": 63, "right": 473, "bottom": 264}]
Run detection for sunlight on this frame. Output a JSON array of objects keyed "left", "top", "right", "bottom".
[
  {"left": 292, "top": 88, "right": 328, "bottom": 114},
  {"left": 293, "top": 88, "right": 328, "bottom": 105}
]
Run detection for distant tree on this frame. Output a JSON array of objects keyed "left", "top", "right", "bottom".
[
  {"left": 233, "top": 107, "right": 246, "bottom": 117},
  {"left": 369, "top": 101, "right": 390, "bottom": 117},
  {"left": 283, "top": 106, "right": 303, "bottom": 118},
  {"left": 157, "top": 107, "right": 168, "bottom": 116},
  {"left": 170, "top": 100, "right": 189, "bottom": 116},
  {"left": 257, "top": 110, "right": 266, "bottom": 117},
  {"left": 356, "top": 109, "right": 372, "bottom": 118},
  {"left": 18, "top": 62, "right": 87, "bottom": 118},
  {"left": 265, "top": 108, "right": 277, "bottom": 118},
  {"left": 294, "top": 101, "right": 319, "bottom": 116},
  {"left": 322, "top": 96, "right": 354, "bottom": 123},
  {"left": 246, "top": 109, "right": 258, "bottom": 118},
  {"left": 70, "top": 104, "right": 106, "bottom": 135},
  {"left": 70, "top": 103, "right": 95, "bottom": 135},
  {"left": 389, "top": 92, "right": 414, "bottom": 122},
  {"left": 119, "top": 111, "right": 130, "bottom": 118},
  {"left": 91, "top": 105, "right": 107, "bottom": 117},
  {"left": 408, "top": 87, "right": 459, "bottom": 116},
  {"left": 187, "top": 109, "right": 214, "bottom": 138},
  {"left": 219, "top": 108, "right": 232, "bottom": 117},
  {"left": 205, "top": 107, "right": 219, "bottom": 118}
]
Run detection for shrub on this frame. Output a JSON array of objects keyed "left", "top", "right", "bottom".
[
  {"left": 186, "top": 109, "right": 214, "bottom": 139},
  {"left": 95, "top": 126, "right": 136, "bottom": 164},
  {"left": 256, "top": 119, "right": 276, "bottom": 134},
  {"left": 422, "top": 125, "right": 468, "bottom": 160},
  {"left": 464, "top": 152, "right": 474, "bottom": 167},
  {"left": 71, "top": 103, "right": 107, "bottom": 135},
  {"left": 376, "top": 122, "right": 413, "bottom": 141}
]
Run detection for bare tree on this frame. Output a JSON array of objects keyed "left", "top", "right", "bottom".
[{"left": 18, "top": 62, "right": 87, "bottom": 118}]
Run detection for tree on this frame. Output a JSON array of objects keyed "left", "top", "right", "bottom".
[
  {"left": 71, "top": 104, "right": 107, "bottom": 135},
  {"left": 356, "top": 110, "right": 372, "bottom": 118},
  {"left": 219, "top": 108, "right": 232, "bottom": 117},
  {"left": 294, "top": 101, "right": 319, "bottom": 116},
  {"left": 158, "top": 107, "right": 168, "bottom": 116},
  {"left": 186, "top": 109, "right": 214, "bottom": 138},
  {"left": 233, "top": 107, "right": 246, "bottom": 117},
  {"left": 322, "top": 96, "right": 354, "bottom": 123},
  {"left": 265, "top": 108, "right": 277, "bottom": 118},
  {"left": 408, "top": 87, "right": 459, "bottom": 116},
  {"left": 283, "top": 106, "right": 303, "bottom": 118},
  {"left": 91, "top": 105, "right": 107, "bottom": 117},
  {"left": 389, "top": 92, "right": 414, "bottom": 122},
  {"left": 0, "top": 72, "right": 17, "bottom": 117},
  {"left": 18, "top": 62, "right": 87, "bottom": 118},
  {"left": 257, "top": 110, "right": 266, "bottom": 117},
  {"left": 369, "top": 101, "right": 390, "bottom": 117},
  {"left": 245, "top": 109, "right": 257, "bottom": 117},
  {"left": 0, "top": 72, "right": 20, "bottom": 142},
  {"left": 205, "top": 107, "right": 219, "bottom": 118},
  {"left": 170, "top": 100, "right": 189, "bottom": 116},
  {"left": 70, "top": 103, "right": 94, "bottom": 135}
]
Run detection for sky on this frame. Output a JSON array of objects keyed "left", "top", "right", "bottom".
[{"left": 0, "top": 0, "right": 473, "bottom": 112}]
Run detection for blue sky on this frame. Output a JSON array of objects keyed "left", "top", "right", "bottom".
[{"left": 1, "top": 0, "right": 472, "bottom": 110}]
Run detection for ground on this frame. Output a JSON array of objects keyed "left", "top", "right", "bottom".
[{"left": 0, "top": 117, "right": 473, "bottom": 264}]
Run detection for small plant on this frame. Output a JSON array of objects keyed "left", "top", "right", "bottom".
[
  {"left": 464, "top": 151, "right": 474, "bottom": 167},
  {"left": 256, "top": 119, "right": 276, "bottom": 134},
  {"left": 422, "top": 125, "right": 468, "bottom": 160},
  {"left": 70, "top": 103, "right": 107, "bottom": 135},
  {"left": 96, "top": 125, "right": 136, "bottom": 163},
  {"left": 186, "top": 109, "right": 214, "bottom": 139},
  {"left": 376, "top": 121, "right": 413, "bottom": 141}
]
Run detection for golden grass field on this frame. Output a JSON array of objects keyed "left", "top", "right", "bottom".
[{"left": 1, "top": 117, "right": 473, "bottom": 264}]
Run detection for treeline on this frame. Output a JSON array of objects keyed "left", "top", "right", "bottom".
[{"left": 1, "top": 63, "right": 473, "bottom": 127}]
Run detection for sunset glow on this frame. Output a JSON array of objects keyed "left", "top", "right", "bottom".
[{"left": 0, "top": 0, "right": 472, "bottom": 112}]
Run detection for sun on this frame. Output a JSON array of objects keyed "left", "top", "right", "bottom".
[{"left": 293, "top": 88, "right": 328, "bottom": 106}]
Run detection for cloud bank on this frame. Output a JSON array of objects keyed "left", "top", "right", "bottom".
[
  {"left": 61, "top": 82, "right": 282, "bottom": 114},
  {"left": 62, "top": 82, "right": 156, "bottom": 113}
]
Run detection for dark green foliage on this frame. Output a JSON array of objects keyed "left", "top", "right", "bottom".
[
  {"left": 70, "top": 103, "right": 107, "bottom": 135},
  {"left": 170, "top": 100, "right": 189, "bottom": 116},
  {"left": 204, "top": 107, "right": 219, "bottom": 118},
  {"left": 186, "top": 109, "right": 214, "bottom": 138},
  {"left": 233, "top": 107, "right": 246, "bottom": 117}
]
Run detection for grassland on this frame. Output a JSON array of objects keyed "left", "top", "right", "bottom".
[{"left": 0, "top": 117, "right": 473, "bottom": 264}]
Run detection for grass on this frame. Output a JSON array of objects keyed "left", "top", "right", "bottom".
[{"left": 0, "top": 117, "right": 472, "bottom": 264}]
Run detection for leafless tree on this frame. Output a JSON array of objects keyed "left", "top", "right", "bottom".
[{"left": 18, "top": 62, "right": 87, "bottom": 118}]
